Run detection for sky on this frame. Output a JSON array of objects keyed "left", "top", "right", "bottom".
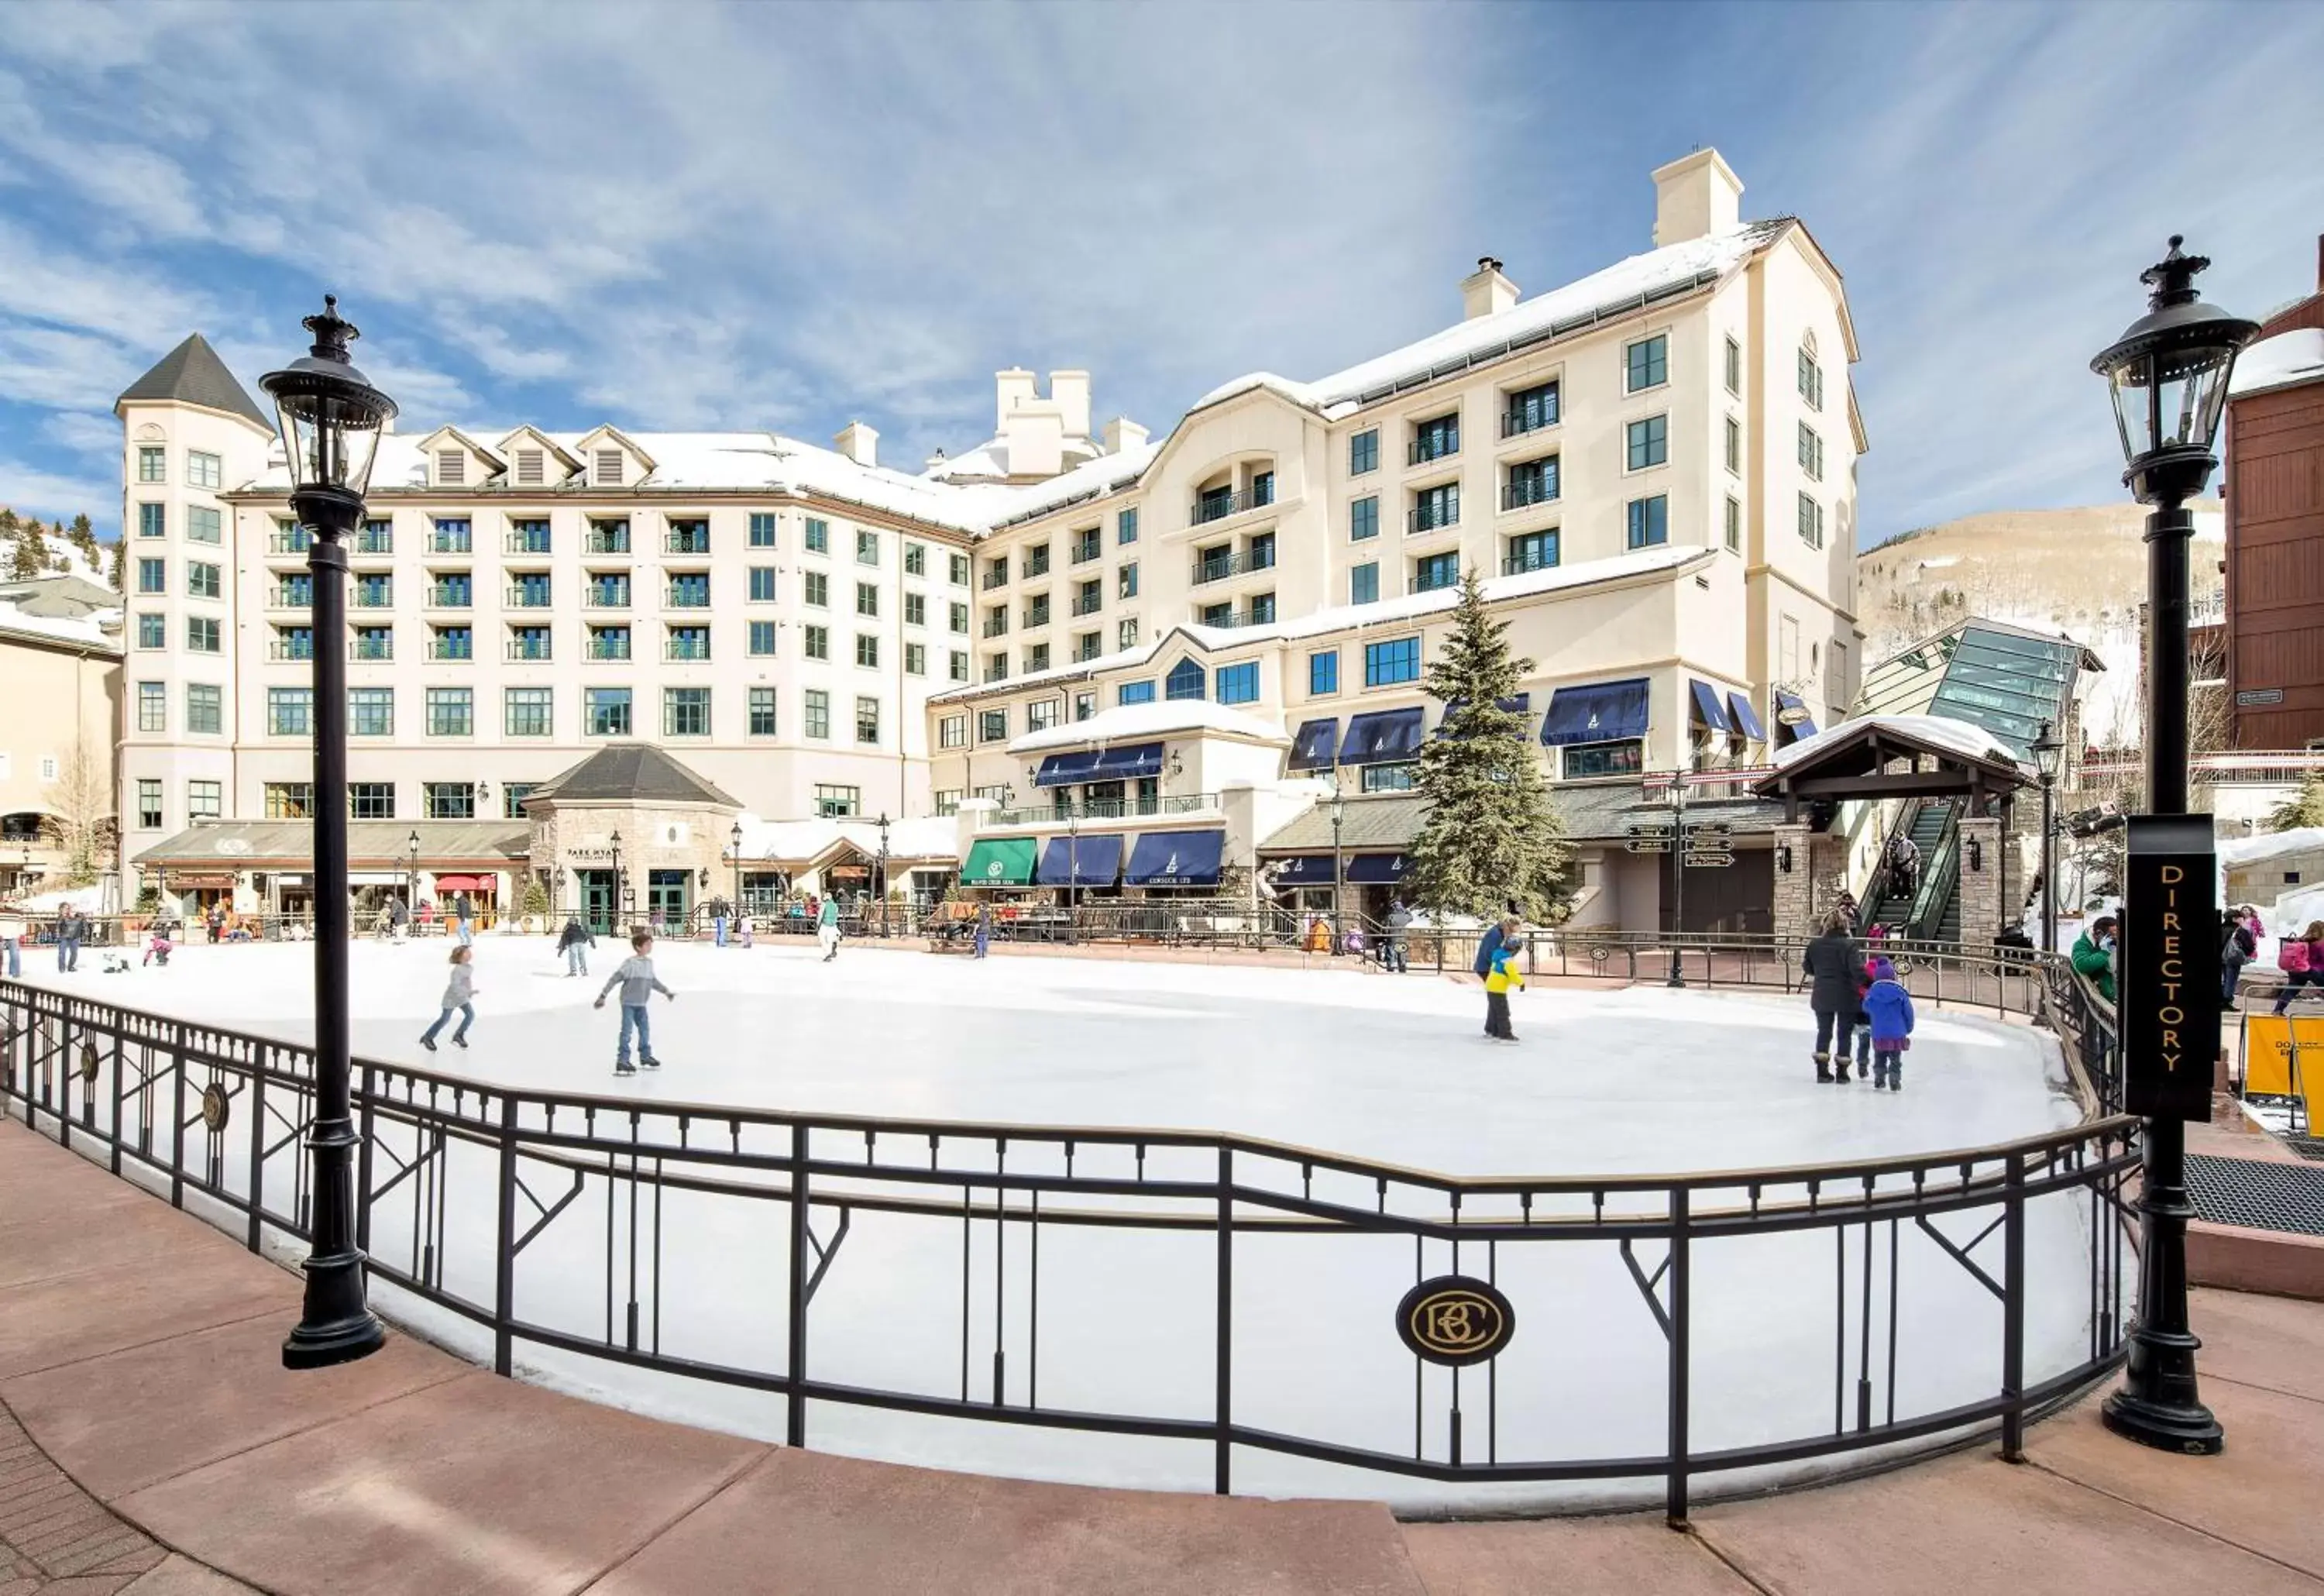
[{"left": 0, "top": 1, "right": 2319, "bottom": 549}]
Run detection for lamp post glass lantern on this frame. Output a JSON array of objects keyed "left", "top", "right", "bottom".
[
  {"left": 263, "top": 296, "right": 397, "bottom": 1371},
  {"left": 2092, "top": 237, "right": 2255, "bottom": 1457}
]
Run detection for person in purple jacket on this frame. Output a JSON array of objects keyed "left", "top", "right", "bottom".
[{"left": 1862, "top": 955, "right": 1916, "bottom": 1092}]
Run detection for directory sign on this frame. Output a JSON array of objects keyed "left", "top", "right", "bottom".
[{"left": 2120, "top": 815, "right": 2219, "bottom": 1121}]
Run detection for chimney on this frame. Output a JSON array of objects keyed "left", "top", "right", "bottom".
[
  {"left": 995, "top": 368, "right": 1037, "bottom": 430},
  {"left": 1460, "top": 257, "right": 1519, "bottom": 321},
  {"left": 834, "top": 421, "right": 878, "bottom": 469},
  {"left": 1049, "top": 370, "right": 1092, "bottom": 440},
  {"left": 1103, "top": 416, "right": 1149, "bottom": 455},
  {"left": 1651, "top": 148, "right": 1744, "bottom": 247}
]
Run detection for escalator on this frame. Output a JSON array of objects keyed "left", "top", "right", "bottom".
[{"left": 1865, "top": 799, "right": 1962, "bottom": 941}]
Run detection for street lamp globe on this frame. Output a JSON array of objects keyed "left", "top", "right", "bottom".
[
  {"left": 260, "top": 297, "right": 398, "bottom": 518},
  {"left": 2089, "top": 238, "right": 2257, "bottom": 506},
  {"left": 2031, "top": 720, "right": 2065, "bottom": 783}
]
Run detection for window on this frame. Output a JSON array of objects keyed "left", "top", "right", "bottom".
[
  {"left": 748, "top": 620, "right": 778, "bottom": 656},
  {"left": 741, "top": 566, "right": 775, "bottom": 604},
  {"left": 894, "top": 592, "right": 922, "bottom": 629},
  {"left": 187, "top": 504, "right": 222, "bottom": 544},
  {"left": 1505, "top": 529, "right": 1559, "bottom": 575},
  {"left": 669, "top": 573, "right": 710, "bottom": 608},
  {"left": 1797, "top": 346, "right": 1824, "bottom": 410},
  {"left": 804, "top": 571, "right": 829, "bottom": 607},
  {"left": 274, "top": 626, "right": 317, "bottom": 659},
  {"left": 855, "top": 581, "right": 879, "bottom": 617},
  {"left": 136, "top": 682, "right": 166, "bottom": 732},
  {"left": 264, "top": 782, "right": 313, "bottom": 819},
  {"left": 267, "top": 686, "right": 311, "bottom": 736},
  {"left": 509, "top": 518, "right": 551, "bottom": 555},
  {"left": 432, "top": 625, "right": 474, "bottom": 661},
  {"left": 1798, "top": 422, "right": 1824, "bottom": 482},
  {"left": 508, "top": 624, "right": 550, "bottom": 660},
  {"left": 906, "top": 641, "right": 927, "bottom": 675},
  {"left": 187, "top": 561, "right": 221, "bottom": 600},
  {"left": 1625, "top": 415, "right": 1669, "bottom": 472},
  {"left": 1200, "top": 600, "right": 1233, "bottom": 628},
  {"left": 748, "top": 686, "right": 779, "bottom": 737},
  {"left": 426, "top": 687, "right": 473, "bottom": 737},
  {"left": 274, "top": 573, "right": 314, "bottom": 609},
  {"left": 1626, "top": 495, "right": 1669, "bottom": 549},
  {"left": 805, "top": 518, "right": 829, "bottom": 554},
  {"left": 748, "top": 512, "right": 778, "bottom": 549},
  {"left": 1309, "top": 651, "right": 1339, "bottom": 695},
  {"left": 1117, "top": 617, "right": 1140, "bottom": 651},
  {"left": 1797, "top": 492, "right": 1825, "bottom": 549},
  {"left": 950, "top": 552, "right": 971, "bottom": 585},
  {"left": 349, "top": 783, "right": 395, "bottom": 820},
  {"left": 979, "top": 707, "right": 1010, "bottom": 743},
  {"left": 1504, "top": 457, "right": 1559, "bottom": 509},
  {"left": 935, "top": 789, "right": 964, "bottom": 817},
  {"left": 663, "top": 624, "right": 710, "bottom": 662},
  {"left": 515, "top": 449, "right": 545, "bottom": 486},
  {"left": 1072, "top": 527, "right": 1101, "bottom": 564},
  {"left": 665, "top": 686, "right": 710, "bottom": 737},
  {"left": 1025, "top": 543, "right": 1051, "bottom": 577},
  {"left": 949, "top": 600, "right": 969, "bottom": 634},
  {"left": 1073, "top": 631, "right": 1101, "bottom": 662},
  {"left": 1025, "top": 641, "right": 1050, "bottom": 673},
  {"left": 137, "top": 557, "right": 165, "bottom": 593},
  {"left": 1349, "top": 428, "right": 1379, "bottom": 475},
  {"left": 1415, "top": 552, "right": 1460, "bottom": 593},
  {"left": 803, "top": 624, "right": 829, "bottom": 660},
  {"left": 1625, "top": 333, "right": 1668, "bottom": 392},
  {"left": 1166, "top": 658, "right": 1206, "bottom": 700},
  {"left": 136, "top": 612, "right": 165, "bottom": 649},
  {"left": 855, "top": 634, "right": 879, "bottom": 669},
  {"left": 137, "top": 446, "right": 166, "bottom": 483},
  {"left": 1350, "top": 496, "right": 1379, "bottom": 541},
  {"left": 815, "top": 784, "right": 860, "bottom": 818},
  {"left": 187, "top": 779, "right": 222, "bottom": 820},
  {"left": 902, "top": 541, "right": 927, "bottom": 577},
  {"left": 806, "top": 690, "right": 832, "bottom": 739},
  {"left": 1504, "top": 381, "right": 1559, "bottom": 436},
  {"left": 357, "top": 573, "right": 394, "bottom": 607},
  {"left": 1411, "top": 412, "right": 1459, "bottom": 463},
  {"left": 186, "top": 450, "right": 222, "bottom": 490},
  {"left": 856, "top": 528, "right": 879, "bottom": 566},
  {"left": 431, "top": 572, "right": 473, "bottom": 607},
  {"left": 1412, "top": 483, "right": 1459, "bottom": 533},
  {"left": 1215, "top": 662, "right": 1260, "bottom": 705},
  {"left": 585, "top": 687, "right": 632, "bottom": 736},
  {"left": 1027, "top": 699, "right": 1060, "bottom": 732},
  {"left": 1116, "top": 562, "right": 1139, "bottom": 600},
  {"left": 1724, "top": 335, "right": 1741, "bottom": 397},
  {"left": 950, "top": 650, "right": 969, "bottom": 682},
  {"left": 1725, "top": 416, "right": 1741, "bottom": 474},
  {"left": 436, "top": 450, "right": 466, "bottom": 487},
  {"left": 136, "top": 503, "right": 165, "bottom": 539},
  {"left": 1118, "top": 680, "right": 1156, "bottom": 707},
  {"left": 356, "top": 625, "right": 393, "bottom": 661},
  {"left": 939, "top": 714, "right": 967, "bottom": 749},
  {"left": 588, "top": 625, "right": 631, "bottom": 661},
  {"left": 1350, "top": 562, "right": 1379, "bottom": 605},
  {"left": 185, "top": 683, "right": 222, "bottom": 734},
  {"left": 425, "top": 782, "right": 475, "bottom": 820},
  {"left": 1725, "top": 496, "right": 1742, "bottom": 553},
  {"left": 430, "top": 517, "right": 473, "bottom": 554},
  {"left": 505, "top": 687, "right": 552, "bottom": 738},
  {"left": 586, "top": 519, "right": 629, "bottom": 554},
  {"left": 595, "top": 448, "right": 624, "bottom": 486},
  {"left": 136, "top": 779, "right": 162, "bottom": 829},
  {"left": 1074, "top": 690, "right": 1097, "bottom": 721},
  {"left": 503, "top": 783, "right": 536, "bottom": 820},
  {"left": 510, "top": 572, "right": 552, "bottom": 608},
  {"left": 1361, "top": 762, "right": 1417, "bottom": 793},
  {"left": 1118, "top": 507, "right": 1139, "bottom": 545},
  {"left": 1563, "top": 739, "right": 1644, "bottom": 780},
  {"left": 1364, "top": 636, "right": 1421, "bottom": 687},
  {"left": 180, "top": 615, "right": 217, "bottom": 653}
]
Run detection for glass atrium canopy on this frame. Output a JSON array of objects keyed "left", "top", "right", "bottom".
[{"left": 1852, "top": 620, "right": 2099, "bottom": 758}]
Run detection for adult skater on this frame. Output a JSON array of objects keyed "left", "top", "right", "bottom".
[
  {"left": 54, "top": 904, "right": 84, "bottom": 973},
  {"left": 1382, "top": 898, "right": 1413, "bottom": 974},
  {"left": 454, "top": 893, "right": 475, "bottom": 948},
  {"left": 816, "top": 893, "right": 841, "bottom": 961},
  {"left": 710, "top": 896, "right": 730, "bottom": 948},
  {"left": 388, "top": 896, "right": 409, "bottom": 943},
  {"left": 1862, "top": 955, "right": 1915, "bottom": 1091},
  {"left": 594, "top": 930, "right": 676, "bottom": 1076},
  {"left": 556, "top": 913, "right": 594, "bottom": 977},
  {"left": 974, "top": 899, "right": 992, "bottom": 959},
  {"left": 419, "top": 945, "right": 476, "bottom": 1052},
  {"left": 1801, "top": 908, "right": 1862, "bottom": 1082},
  {"left": 2, "top": 910, "right": 22, "bottom": 978},
  {"left": 1471, "top": 915, "right": 1522, "bottom": 1039}
]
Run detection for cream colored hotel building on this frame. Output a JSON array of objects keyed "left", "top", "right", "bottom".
[{"left": 112, "top": 150, "right": 1863, "bottom": 905}]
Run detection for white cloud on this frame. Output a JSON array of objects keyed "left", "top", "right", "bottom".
[{"left": 0, "top": 457, "right": 113, "bottom": 523}]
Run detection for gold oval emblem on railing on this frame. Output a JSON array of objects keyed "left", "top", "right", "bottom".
[
  {"left": 1394, "top": 1275, "right": 1515, "bottom": 1367},
  {"left": 200, "top": 1082, "right": 229, "bottom": 1133},
  {"left": 81, "top": 1044, "right": 98, "bottom": 1084}
]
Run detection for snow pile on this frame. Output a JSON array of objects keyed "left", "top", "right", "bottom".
[
  {"left": 2218, "top": 827, "right": 2324, "bottom": 869},
  {"left": 1772, "top": 714, "right": 2026, "bottom": 772},
  {"left": 1009, "top": 699, "right": 1287, "bottom": 754},
  {"left": 0, "top": 603, "right": 119, "bottom": 652},
  {"left": 2229, "top": 328, "right": 2324, "bottom": 398},
  {"left": 734, "top": 813, "right": 958, "bottom": 865}
]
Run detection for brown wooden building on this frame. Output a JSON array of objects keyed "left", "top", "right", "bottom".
[{"left": 2225, "top": 234, "right": 2324, "bottom": 749}]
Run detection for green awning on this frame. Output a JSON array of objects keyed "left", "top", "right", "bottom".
[{"left": 960, "top": 838, "right": 1038, "bottom": 886}]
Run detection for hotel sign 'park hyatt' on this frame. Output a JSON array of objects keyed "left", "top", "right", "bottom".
[{"left": 2121, "top": 817, "right": 2220, "bottom": 1122}]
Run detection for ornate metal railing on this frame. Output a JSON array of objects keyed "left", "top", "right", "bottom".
[{"left": 0, "top": 943, "right": 2133, "bottom": 1520}]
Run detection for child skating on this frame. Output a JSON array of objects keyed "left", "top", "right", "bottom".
[
  {"left": 1484, "top": 938, "right": 1524, "bottom": 1042},
  {"left": 1862, "top": 955, "right": 1915, "bottom": 1091},
  {"left": 594, "top": 930, "right": 676, "bottom": 1075},
  {"left": 420, "top": 945, "right": 476, "bottom": 1052}
]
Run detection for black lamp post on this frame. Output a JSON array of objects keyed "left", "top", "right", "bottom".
[
  {"left": 1329, "top": 785, "right": 1346, "bottom": 955},
  {"left": 608, "top": 829, "right": 624, "bottom": 929},
  {"left": 263, "top": 297, "right": 396, "bottom": 1371},
  {"left": 2092, "top": 236, "right": 2256, "bottom": 1457},
  {"left": 1666, "top": 776, "right": 1688, "bottom": 987},
  {"left": 875, "top": 812, "right": 892, "bottom": 937},
  {"left": 2031, "top": 720, "right": 2065, "bottom": 953},
  {"left": 730, "top": 820, "right": 744, "bottom": 927},
  {"left": 405, "top": 828, "right": 420, "bottom": 910}
]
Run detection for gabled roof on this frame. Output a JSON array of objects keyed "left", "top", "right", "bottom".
[
  {"left": 115, "top": 334, "right": 272, "bottom": 430},
  {"left": 572, "top": 424, "right": 658, "bottom": 475},
  {"left": 525, "top": 743, "right": 739, "bottom": 808},
  {"left": 494, "top": 425, "right": 583, "bottom": 473},
  {"left": 414, "top": 425, "right": 507, "bottom": 473}
]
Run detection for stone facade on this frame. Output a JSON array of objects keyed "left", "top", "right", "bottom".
[
  {"left": 1957, "top": 815, "right": 2004, "bottom": 950},
  {"left": 528, "top": 799, "right": 738, "bottom": 926},
  {"left": 1772, "top": 820, "right": 1816, "bottom": 939}
]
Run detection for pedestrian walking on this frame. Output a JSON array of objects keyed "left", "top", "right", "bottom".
[
  {"left": 1382, "top": 899, "right": 1413, "bottom": 974},
  {"left": 419, "top": 945, "right": 476, "bottom": 1052},
  {"left": 389, "top": 896, "right": 410, "bottom": 943},
  {"left": 1471, "top": 915, "right": 1522, "bottom": 1040},
  {"left": 1801, "top": 908, "right": 1862, "bottom": 1082},
  {"left": 1834, "top": 893, "right": 1863, "bottom": 936},
  {"left": 711, "top": 896, "right": 730, "bottom": 949},
  {"left": 2221, "top": 905, "right": 2258, "bottom": 1006},
  {"left": 556, "top": 913, "right": 594, "bottom": 977},
  {"left": 1862, "top": 955, "right": 1916, "bottom": 1091},
  {"left": 55, "top": 905, "right": 84, "bottom": 973},
  {"left": 2, "top": 913, "right": 22, "bottom": 979},
  {"left": 817, "top": 893, "right": 841, "bottom": 961},
  {"left": 1483, "top": 934, "right": 1524, "bottom": 1041},
  {"left": 455, "top": 893, "right": 475, "bottom": 948},
  {"left": 594, "top": 931, "right": 676, "bottom": 1075},
  {"left": 2271, "top": 918, "right": 2324, "bottom": 1014},
  {"left": 2071, "top": 914, "right": 2119, "bottom": 1004},
  {"left": 974, "top": 899, "right": 992, "bottom": 959}
]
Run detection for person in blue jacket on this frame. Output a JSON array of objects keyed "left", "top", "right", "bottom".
[
  {"left": 1862, "top": 955, "right": 1916, "bottom": 1092},
  {"left": 1471, "top": 914, "right": 1521, "bottom": 1039}
]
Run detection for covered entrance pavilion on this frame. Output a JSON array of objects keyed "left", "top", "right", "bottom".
[{"left": 524, "top": 744, "right": 742, "bottom": 936}]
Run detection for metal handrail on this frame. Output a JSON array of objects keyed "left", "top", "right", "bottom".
[
  {"left": 1908, "top": 805, "right": 1965, "bottom": 941},
  {"left": 1190, "top": 546, "right": 1277, "bottom": 585}
]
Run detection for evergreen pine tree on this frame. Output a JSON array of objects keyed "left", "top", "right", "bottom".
[
  {"left": 66, "top": 513, "right": 101, "bottom": 572},
  {"left": 2268, "top": 772, "right": 2324, "bottom": 832},
  {"left": 46, "top": 519, "right": 71, "bottom": 573},
  {"left": 107, "top": 538, "right": 126, "bottom": 592},
  {"left": 5, "top": 511, "right": 49, "bottom": 580},
  {"left": 1401, "top": 569, "right": 1575, "bottom": 921}
]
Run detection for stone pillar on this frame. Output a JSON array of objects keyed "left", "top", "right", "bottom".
[
  {"left": 1772, "top": 821, "right": 1816, "bottom": 940},
  {"left": 1958, "top": 814, "right": 2003, "bottom": 950}
]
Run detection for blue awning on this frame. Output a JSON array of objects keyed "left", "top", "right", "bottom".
[
  {"left": 1346, "top": 852, "right": 1409, "bottom": 884},
  {"left": 1289, "top": 718, "right": 1339, "bottom": 772},
  {"left": 1037, "top": 833, "right": 1125, "bottom": 886},
  {"left": 1688, "top": 680, "right": 1731, "bottom": 734},
  {"left": 1727, "top": 690, "right": 1766, "bottom": 741},
  {"left": 1339, "top": 707, "right": 1425, "bottom": 765},
  {"left": 1434, "top": 694, "right": 1532, "bottom": 738},
  {"left": 1772, "top": 690, "right": 1819, "bottom": 744},
  {"left": 1033, "top": 750, "right": 1104, "bottom": 788},
  {"left": 1092, "top": 741, "right": 1166, "bottom": 781},
  {"left": 1266, "top": 855, "right": 1336, "bottom": 886},
  {"left": 1540, "top": 679, "right": 1650, "bottom": 746},
  {"left": 1125, "top": 829, "right": 1226, "bottom": 886}
]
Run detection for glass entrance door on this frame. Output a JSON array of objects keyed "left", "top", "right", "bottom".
[
  {"left": 578, "top": 869, "right": 617, "bottom": 935},
  {"left": 647, "top": 869, "right": 690, "bottom": 930}
]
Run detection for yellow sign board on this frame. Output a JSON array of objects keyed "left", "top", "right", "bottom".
[{"left": 2239, "top": 1014, "right": 2322, "bottom": 1098}]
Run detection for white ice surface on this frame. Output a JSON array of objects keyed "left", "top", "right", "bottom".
[{"left": 19, "top": 941, "right": 2106, "bottom": 1511}]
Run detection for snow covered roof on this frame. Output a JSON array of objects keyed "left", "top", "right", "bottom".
[
  {"left": 1008, "top": 700, "right": 1288, "bottom": 755},
  {"left": 734, "top": 813, "right": 957, "bottom": 864},
  {"left": 2230, "top": 328, "right": 2324, "bottom": 400},
  {"left": 2218, "top": 827, "right": 2324, "bottom": 869},
  {"left": 1772, "top": 714, "right": 2027, "bottom": 775},
  {"left": 0, "top": 601, "right": 120, "bottom": 655}
]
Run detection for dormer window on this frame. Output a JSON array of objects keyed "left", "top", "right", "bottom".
[
  {"left": 437, "top": 450, "right": 466, "bottom": 486},
  {"left": 595, "top": 449, "right": 624, "bottom": 486},
  {"left": 516, "top": 449, "right": 545, "bottom": 486}
]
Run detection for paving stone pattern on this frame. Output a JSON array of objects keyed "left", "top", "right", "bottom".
[{"left": 0, "top": 1403, "right": 249, "bottom": 1594}]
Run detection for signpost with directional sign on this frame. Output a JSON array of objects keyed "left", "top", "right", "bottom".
[{"left": 1631, "top": 777, "right": 1737, "bottom": 986}]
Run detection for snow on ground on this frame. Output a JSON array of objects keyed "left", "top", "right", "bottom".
[{"left": 16, "top": 941, "right": 2104, "bottom": 1511}]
